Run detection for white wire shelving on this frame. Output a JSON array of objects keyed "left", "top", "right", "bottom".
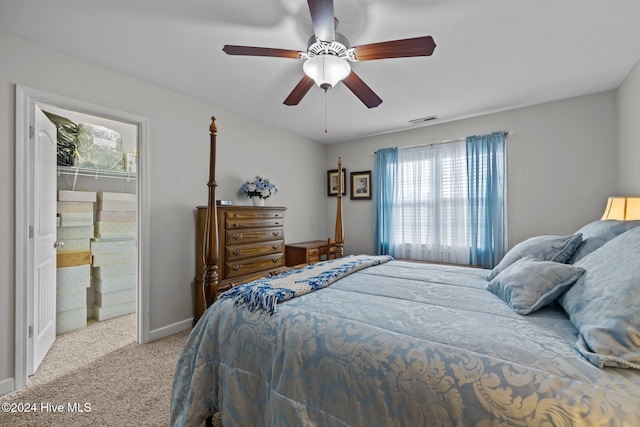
[{"left": 57, "top": 165, "right": 136, "bottom": 190}]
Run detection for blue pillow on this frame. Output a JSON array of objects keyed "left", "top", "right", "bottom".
[
  {"left": 487, "top": 233, "right": 583, "bottom": 281},
  {"left": 568, "top": 219, "right": 640, "bottom": 263},
  {"left": 559, "top": 226, "right": 640, "bottom": 369},
  {"left": 487, "top": 256, "right": 585, "bottom": 315}
]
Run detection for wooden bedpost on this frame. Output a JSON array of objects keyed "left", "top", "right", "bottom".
[
  {"left": 335, "top": 157, "right": 344, "bottom": 258},
  {"left": 202, "top": 116, "right": 219, "bottom": 310}
]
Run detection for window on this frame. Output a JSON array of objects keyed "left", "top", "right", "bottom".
[
  {"left": 374, "top": 132, "right": 507, "bottom": 267},
  {"left": 392, "top": 141, "right": 470, "bottom": 263}
]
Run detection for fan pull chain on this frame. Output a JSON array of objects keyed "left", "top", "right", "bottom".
[{"left": 324, "top": 88, "right": 328, "bottom": 133}]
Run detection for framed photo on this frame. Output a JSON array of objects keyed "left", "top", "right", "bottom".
[
  {"left": 350, "top": 171, "right": 372, "bottom": 200},
  {"left": 327, "top": 169, "right": 347, "bottom": 197}
]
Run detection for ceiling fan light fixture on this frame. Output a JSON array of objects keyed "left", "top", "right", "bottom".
[{"left": 303, "top": 55, "right": 351, "bottom": 90}]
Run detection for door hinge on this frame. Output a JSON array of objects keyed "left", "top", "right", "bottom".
[
  {"left": 28, "top": 326, "right": 33, "bottom": 339},
  {"left": 29, "top": 126, "right": 34, "bottom": 139},
  {"left": 29, "top": 225, "right": 34, "bottom": 238}
]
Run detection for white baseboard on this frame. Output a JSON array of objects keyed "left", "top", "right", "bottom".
[
  {"left": 0, "top": 377, "right": 16, "bottom": 397},
  {"left": 148, "top": 318, "right": 193, "bottom": 342}
]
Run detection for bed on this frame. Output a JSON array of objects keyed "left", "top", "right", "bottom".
[{"left": 170, "top": 118, "right": 640, "bottom": 426}]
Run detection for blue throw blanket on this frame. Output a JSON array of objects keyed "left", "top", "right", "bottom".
[{"left": 220, "top": 254, "right": 393, "bottom": 314}]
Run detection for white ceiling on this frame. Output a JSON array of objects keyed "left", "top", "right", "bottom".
[{"left": 1, "top": 0, "right": 640, "bottom": 143}]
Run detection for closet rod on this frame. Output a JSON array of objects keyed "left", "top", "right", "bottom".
[{"left": 372, "top": 130, "right": 512, "bottom": 155}]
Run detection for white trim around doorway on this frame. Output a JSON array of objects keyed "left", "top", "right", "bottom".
[{"left": 14, "top": 85, "right": 151, "bottom": 391}]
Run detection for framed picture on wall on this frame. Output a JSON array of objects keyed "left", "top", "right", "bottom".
[
  {"left": 350, "top": 171, "right": 372, "bottom": 200},
  {"left": 327, "top": 169, "right": 347, "bottom": 197}
]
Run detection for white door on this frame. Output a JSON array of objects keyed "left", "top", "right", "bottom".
[{"left": 28, "top": 106, "right": 58, "bottom": 375}]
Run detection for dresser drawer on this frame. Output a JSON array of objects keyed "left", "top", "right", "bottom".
[
  {"left": 225, "top": 227, "right": 284, "bottom": 245},
  {"left": 226, "top": 217, "right": 284, "bottom": 229},
  {"left": 225, "top": 240, "right": 284, "bottom": 261},
  {"left": 224, "top": 253, "right": 285, "bottom": 279},
  {"left": 224, "top": 209, "right": 284, "bottom": 229},
  {"left": 218, "top": 265, "right": 289, "bottom": 293}
]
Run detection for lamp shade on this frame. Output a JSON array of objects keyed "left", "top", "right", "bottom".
[
  {"left": 601, "top": 197, "right": 640, "bottom": 220},
  {"left": 303, "top": 55, "right": 351, "bottom": 90}
]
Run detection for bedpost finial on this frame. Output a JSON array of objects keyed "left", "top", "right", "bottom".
[
  {"left": 338, "top": 156, "right": 342, "bottom": 168},
  {"left": 210, "top": 116, "right": 217, "bottom": 134}
]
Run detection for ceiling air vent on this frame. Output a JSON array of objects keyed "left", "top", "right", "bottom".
[{"left": 409, "top": 116, "right": 437, "bottom": 125}]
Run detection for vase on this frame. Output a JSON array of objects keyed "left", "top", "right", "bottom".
[{"left": 252, "top": 196, "right": 265, "bottom": 206}]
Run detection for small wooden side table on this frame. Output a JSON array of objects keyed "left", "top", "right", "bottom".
[{"left": 285, "top": 240, "right": 329, "bottom": 266}]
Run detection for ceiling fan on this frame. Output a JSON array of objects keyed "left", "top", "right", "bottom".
[{"left": 222, "top": 0, "right": 436, "bottom": 108}]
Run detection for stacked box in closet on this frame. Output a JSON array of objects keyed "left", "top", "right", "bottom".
[
  {"left": 91, "top": 191, "right": 137, "bottom": 321},
  {"left": 56, "top": 190, "right": 96, "bottom": 334}
]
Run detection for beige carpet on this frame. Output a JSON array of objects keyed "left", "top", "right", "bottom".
[{"left": 0, "top": 314, "right": 221, "bottom": 426}]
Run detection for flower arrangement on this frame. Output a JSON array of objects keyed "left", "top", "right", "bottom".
[{"left": 239, "top": 175, "right": 278, "bottom": 200}]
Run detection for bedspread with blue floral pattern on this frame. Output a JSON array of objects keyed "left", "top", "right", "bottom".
[{"left": 171, "top": 260, "right": 640, "bottom": 427}]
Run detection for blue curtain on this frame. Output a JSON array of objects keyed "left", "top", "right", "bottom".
[
  {"left": 466, "top": 132, "right": 506, "bottom": 268},
  {"left": 373, "top": 147, "right": 398, "bottom": 255}
]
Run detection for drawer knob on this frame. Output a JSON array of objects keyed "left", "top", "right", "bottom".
[
  {"left": 233, "top": 249, "right": 243, "bottom": 255},
  {"left": 272, "top": 231, "right": 280, "bottom": 236},
  {"left": 232, "top": 223, "right": 239, "bottom": 227},
  {"left": 272, "top": 256, "right": 281, "bottom": 263},
  {"left": 233, "top": 265, "right": 243, "bottom": 271},
  {"left": 272, "top": 244, "right": 280, "bottom": 249},
  {"left": 274, "top": 222, "right": 280, "bottom": 225},
  {"left": 233, "top": 233, "right": 243, "bottom": 239}
]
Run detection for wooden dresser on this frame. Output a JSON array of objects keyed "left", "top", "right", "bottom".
[{"left": 195, "top": 205, "right": 286, "bottom": 321}]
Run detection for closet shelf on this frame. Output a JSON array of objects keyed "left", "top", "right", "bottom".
[
  {"left": 57, "top": 166, "right": 136, "bottom": 191},
  {"left": 57, "top": 166, "right": 136, "bottom": 180}
]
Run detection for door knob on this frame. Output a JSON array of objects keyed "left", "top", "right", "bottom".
[{"left": 54, "top": 241, "right": 64, "bottom": 249}]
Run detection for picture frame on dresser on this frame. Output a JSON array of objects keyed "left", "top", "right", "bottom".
[
  {"left": 350, "top": 171, "right": 371, "bottom": 200},
  {"left": 327, "top": 168, "right": 347, "bottom": 197}
]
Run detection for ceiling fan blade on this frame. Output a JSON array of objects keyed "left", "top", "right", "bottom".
[
  {"left": 307, "top": 0, "right": 335, "bottom": 42},
  {"left": 283, "top": 75, "right": 315, "bottom": 106},
  {"left": 222, "top": 45, "right": 301, "bottom": 59},
  {"left": 342, "top": 72, "right": 382, "bottom": 108},
  {"left": 353, "top": 36, "right": 436, "bottom": 61}
]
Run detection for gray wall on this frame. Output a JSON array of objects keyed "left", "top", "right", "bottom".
[
  {"left": 325, "top": 91, "right": 620, "bottom": 256},
  {"left": 617, "top": 59, "right": 640, "bottom": 195},
  {"left": 0, "top": 30, "right": 326, "bottom": 390}
]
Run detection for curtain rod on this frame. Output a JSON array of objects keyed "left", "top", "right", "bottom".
[{"left": 372, "top": 130, "right": 512, "bottom": 155}]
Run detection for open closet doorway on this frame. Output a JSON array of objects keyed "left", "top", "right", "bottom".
[{"left": 14, "top": 85, "right": 150, "bottom": 391}]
